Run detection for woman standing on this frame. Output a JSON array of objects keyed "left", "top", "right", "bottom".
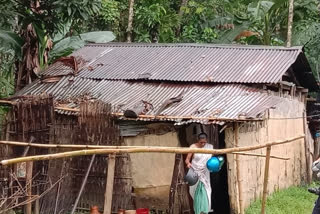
[{"left": 185, "top": 133, "right": 213, "bottom": 214}]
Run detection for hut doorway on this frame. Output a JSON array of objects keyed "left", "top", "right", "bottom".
[{"left": 210, "top": 129, "right": 230, "bottom": 214}]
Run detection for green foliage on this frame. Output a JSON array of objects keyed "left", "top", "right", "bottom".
[
  {"left": 134, "top": 0, "right": 179, "bottom": 42},
  {"left": 0, "top": 30, "right": 24, "bottom": 59},
  {"left": 50, "top": 31, "right": 115, "bottom": 62},
  {"left": 0, "top": 0, "right": 320, "bottom": 93},
  {"left": 293, "top": 21, "right": 320, "bottom": 79},
  {"left": 245, "top": 184, "right": 319, "bottom": 214},
  {"left": 180, "top": 0, "right": 235, "bottom": 42},
  {"left": 0, "top": 52, "right": 15, "bottom": 98},
  {"left": 90, "top": 0, "right": 128, "bottom": 40},
  {"left": 0, "top": 52, "right": 15, "bottom": 127}
]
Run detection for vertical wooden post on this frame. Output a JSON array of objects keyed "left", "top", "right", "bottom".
[
  {"left": 169, "top": 154, "right": 181, "bottom": 214},
  {"left": 26, "top": 161, "right": 33, "bottom": 214},
  {"left": 104, "top": 154, "right": 116, "bottom": 214},
  {"left": 303, "top": 111, "right": 311, "bottom": 183},
  {"left": 261, "top": 146, "right": 272, "bottom": 214},
  {"left": 234, "top": 123, "right": 243, "bottom": 214},
  {"left": 35, "top": 185, "right": 40, "bottom": 214},
  {"left": 169, "top": 153, "right": 191, "bottom": 214}
]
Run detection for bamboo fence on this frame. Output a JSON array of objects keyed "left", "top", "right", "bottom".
[{"left": 0, "top": 134, "right": 305, "bottom": 214}]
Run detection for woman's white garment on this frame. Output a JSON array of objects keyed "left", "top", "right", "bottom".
[{"left": 189, "top": 143, "right": 213, "bottom": 210}]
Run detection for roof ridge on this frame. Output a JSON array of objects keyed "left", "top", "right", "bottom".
[{"left": 85, "top": 42, "right": 303, "bottom": 50}]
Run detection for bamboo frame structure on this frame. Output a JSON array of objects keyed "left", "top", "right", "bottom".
[
  {"left": 0, "top": 141, "right": 290, "bottom": 160},
  {"left": 0, "top": 135, "right": 303, "bottom": 165}
]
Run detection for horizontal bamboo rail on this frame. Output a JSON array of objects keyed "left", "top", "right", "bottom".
[
  {"left": 0, "top": 140, "right": 144, "bottom": 149},
  {"left": 232, "top": 152, "right": 289, "bottom": 160},
  {"left": 0, "top": 135, "right": 303, "bottom": 165},
  {"left": 0, "top": 140, "right": 290, "bottom": 160}
]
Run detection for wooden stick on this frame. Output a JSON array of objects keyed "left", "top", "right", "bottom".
[
  {"left": 303, "top": 111, "right": 311, "bottom": 183},
  {"left": 0, "top": 135, "right": 304, "bottom": 166},
  {"left": 169, "top": 154, "right": 181, "bottom": 214},
  {"left": 232, "top": 152, "right": 289, "bottom": 160},
  {"left": 0, "top": 140, "right": 146, "bottom": 149},
  {"left": 54, "top": 164, "right": 64, "bottom": 214},
  {"left": 26, "top": 161, "right": 33, "bottom": 214},
  {"left": 235, "top": 123, "right": 243, "bottom": 214},
  {"left": 35, "top": 186, "right": 40, "bottom": 214},
  {"left": 0, "top": 140, "right": 289, "bottom": 160},
  {"left": 261, "top": 146, "right": 272, "bottom": 214},
  {"left": 104, "top": 154, "right": 116, "bottom": 214},
  {"left": 24, "top": 137, "right": 35, "bottom": 214},
  {"left": 71, "top": 155, "right": 96, "bottom": 214},
  {"left": 0, "top": 100, "right": 14, "bottom": 105}
]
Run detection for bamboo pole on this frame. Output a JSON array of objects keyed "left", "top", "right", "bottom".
[
  {"left": 261, "top": 146, "right": 272, "bottom": 214},
  {"left": 0, "top": 140, "right": 146, "bottom": 149},
  {"left": 26, "top": 161, "right": 33, "bottom": 214},
  {"left": 35, "top": 186, "right": 40, "bottom": 214},
  {"left": 104, "top": 154, "right": 116, "bottom": 214},
  {"left": 23, "top": 137, "right": 35, "bottom": 214},
  {"left": 235, "top": 123, "right": 243, "bottom": 214},
  {"left": 71, "top": 155, "right": 96, "bottom": 214},
  {"left": 232, "top": 152, "right": 289, "bottom": 160},
  {"left": 0, "top": 100, "right": 14, "bottom": 105},
  {"left": 0, "top": 140, "right": 290, "bottom": 160},
  {"left": 0, "top": 135, "right": 303, "bottom": 166},
  {"left": 303, "top": 111, "right": 311, "bottom": 183}
]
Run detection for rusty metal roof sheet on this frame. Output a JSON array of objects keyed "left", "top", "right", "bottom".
[
  {"left": 41, "top": 43, "right": 304, "bottom": 84},
  {"left": 15, "top": 76, "right": 283, "bottom": 124}
]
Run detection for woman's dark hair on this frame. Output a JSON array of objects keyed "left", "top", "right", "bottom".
[{"left": 198, "top": 132, "right": 208, "bottom": 140}]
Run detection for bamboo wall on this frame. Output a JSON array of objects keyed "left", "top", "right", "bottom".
[
  {"left": 225, "top": 98, "right": 308, "bottom": 214},
  {"left": 0, "top": 97, "right": 133, "bottom": 213}
]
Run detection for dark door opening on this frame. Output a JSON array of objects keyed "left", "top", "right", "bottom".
[{"left": 210, "top": 130, "right": 230, "bottom": 214}]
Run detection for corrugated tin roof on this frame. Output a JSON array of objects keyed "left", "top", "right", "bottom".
[
  {"left": 15, "top": 76, "right": 283, "bottom": 124},
  {"left": 41, "top": 43, "right": 304, "bottom": 84}
]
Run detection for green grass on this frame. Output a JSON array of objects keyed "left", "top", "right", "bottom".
[{"left": 245, "top": 183, "right": 319, "bottom": 214}]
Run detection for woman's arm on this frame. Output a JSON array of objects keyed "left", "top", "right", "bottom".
[{"left": 185, "top": 153, "right": 193, "bottom": 168}]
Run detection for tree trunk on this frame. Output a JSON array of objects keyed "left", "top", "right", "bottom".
[
  {"left": 286, "top": 0, "right": 294, "bottom": 47},
  {"left": 127, "top": 0, "right": 135, "bottom": 43},
  {"left": 15, "top": 24, "right": 40, "bottom": 92},
  {"left": 15, "top": 0, "right": 51, "bottom": 92},
  {"left": 176, "top": 0, "right": 189, "bottom": 36}
]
